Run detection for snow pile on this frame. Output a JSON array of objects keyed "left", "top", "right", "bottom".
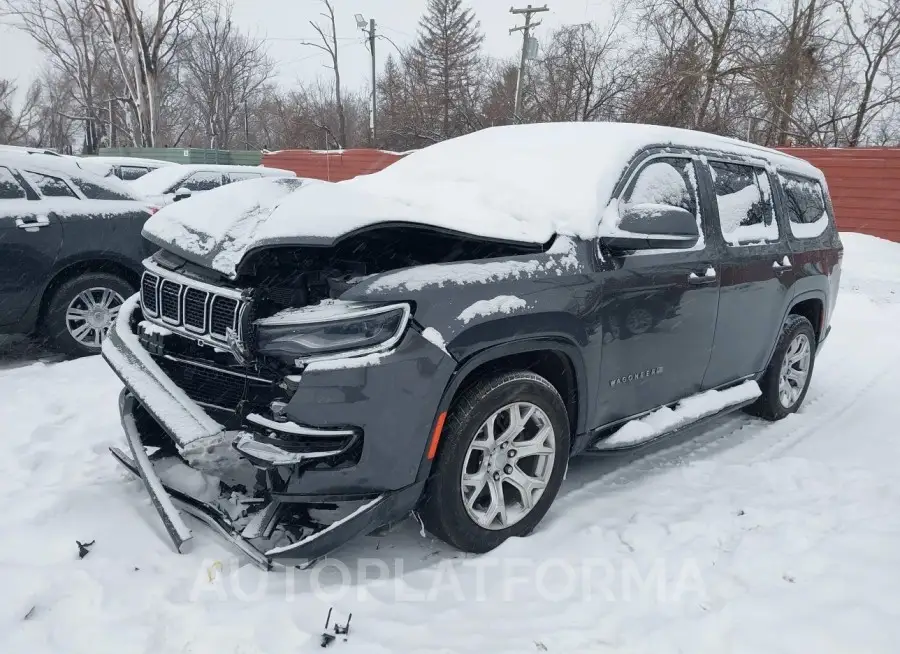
[
  {"left": 597, "top": 381, "right": 761, "bottom": 449},
  {"left": 457, "top": 296, "right": 528, "bottom": 324}
]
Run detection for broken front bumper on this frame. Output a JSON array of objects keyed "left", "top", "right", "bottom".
[{"left": 101, "top": 295, "right": 426, "bottom": 568}]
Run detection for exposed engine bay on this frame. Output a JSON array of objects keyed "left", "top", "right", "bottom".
[{"left": 233, "top": 225, "right": 546, "bottom": 319}]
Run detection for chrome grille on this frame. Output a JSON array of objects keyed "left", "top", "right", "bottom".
[{"left": 140, "top": 264, "right": 245, "bottom": 345}]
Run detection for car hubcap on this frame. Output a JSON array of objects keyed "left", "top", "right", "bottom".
[
  {"left": 779, "top": 333, "right": 811, "bottom": 408},
  {"left": 66, "top": 287, "right": 124, "bottom": 349},
  {"left": 460, "top": 402, "right": 556, "bottom": 530}
]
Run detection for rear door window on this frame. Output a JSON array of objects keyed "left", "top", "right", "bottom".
[
  {"left": 22, "top": 171, "right": 78, "bottom": 198},
  {"left": 708, "top": 161, "right": 778, "bottom": 246},
  {"left": 778, "top": 172, "right": 830, "bottom": 239},
  {"left": 0, "top": 166, "right": 27, "bottom": 199},
  {"left": 180, "top": 172, "right": 223, "bottom": 192}
]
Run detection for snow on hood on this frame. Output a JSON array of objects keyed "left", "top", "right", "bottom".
[
  {"left": 142, "top": 122, "right": 823, "bottom": 277},
  {"left": 142, "top": 177, "right": 310, "bottom": 271}
]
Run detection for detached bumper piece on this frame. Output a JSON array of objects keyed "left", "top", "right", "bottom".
[{"left": 111, "top": 391, "right": 423, "bottom": 570}]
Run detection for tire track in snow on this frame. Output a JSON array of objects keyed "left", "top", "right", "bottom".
[{"left": 552, "top": 339, "right": 898, "bottom": 513}]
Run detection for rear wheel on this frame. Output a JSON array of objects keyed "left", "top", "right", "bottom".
[
  {"left": 746, "top": 314, "right": 816, "bottom": 421},
  {"left": 42, "top": 272, "right": 134, "bottom": 357},
  {"left": 419, "top": 371, "right": 570, "bottom": 553}
]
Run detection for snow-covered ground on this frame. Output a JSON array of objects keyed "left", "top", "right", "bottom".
[{"left": 2, "top": 232, "right": 899, "bottom": 654}]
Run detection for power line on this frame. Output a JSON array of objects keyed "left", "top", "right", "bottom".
[{"left": 509, "top": 4, "right": 549, "bottom": 122}]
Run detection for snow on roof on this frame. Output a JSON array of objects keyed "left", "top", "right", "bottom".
[
  {"left": 143, "top": 123, "right": 825, "bottom": 276},
  {"left": 87, "top": 156, "right": 178, "bottom": 168},
  {"left": 0, "top": 150, "right": 141, "bottom": 197},
  {"left": 130, "top": 163, "right": 296, "bottom": 196}
]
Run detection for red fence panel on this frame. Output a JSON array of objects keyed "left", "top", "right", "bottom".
[{"left": 261, "top": 148, "right": 409, "bottom": 182}]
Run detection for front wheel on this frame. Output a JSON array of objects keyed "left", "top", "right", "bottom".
[
  {"left": 42, "top": 272, "right": 134, "bottom": 357},
  {"left": 746, "top": 314, "right": 817, "bottom": 421},
  {"left": 419, "top": 371, "right": 570, "bottom": 553}
]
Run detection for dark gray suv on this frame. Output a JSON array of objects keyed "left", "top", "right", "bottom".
[{"left": 101, "top": 124, "right": 842, "bottom": 568}]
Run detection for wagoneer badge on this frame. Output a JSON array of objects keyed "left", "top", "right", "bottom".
[{"left": 610, "top": 367, "right": 664, "bottom": 387}]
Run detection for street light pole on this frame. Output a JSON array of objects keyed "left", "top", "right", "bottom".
[{"left": 356, "top": 14, "right": 377, "bottom": 146}]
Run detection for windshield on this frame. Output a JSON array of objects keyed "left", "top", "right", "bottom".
[{"left": 130, "top": 166, "right": 189, "bottom": 196}]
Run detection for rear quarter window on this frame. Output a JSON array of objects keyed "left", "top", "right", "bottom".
[
  {"left": 0, "top": 166, "right": 27, "bottom": 199},
  {"left": 778, "top": 172, "right": 830, "bottom": 239},
  {"left": 71, "top": 176, "right": 135, "bottom": 201}
]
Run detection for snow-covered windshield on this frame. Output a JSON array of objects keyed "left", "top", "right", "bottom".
[{"left": 130, "top": 166, "right": 189, "bottom": 196}]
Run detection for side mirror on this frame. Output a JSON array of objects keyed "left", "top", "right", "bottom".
[
  {"left": 601, "top": 203, "right": 699, "bottom": 251},
  {"left": 173, "top": 187, "right": 192, "bottom": 202}
]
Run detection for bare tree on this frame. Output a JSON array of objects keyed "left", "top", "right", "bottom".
[
  {"left": 643, "top": 0, "right": 749, "bottom": 129},
  {"left": 530, "top": 18, "right": 635, "bottom": 123},
  {"left": 301, "top": 0, "right": 346, "bottom": 147},
  {"left": 0, "top": 78, "right": 42, "bottom": 144},
  {"left": 836, "top": 0, "right": 900, "bottom": 145},
  {"left": 181, "top": 1, "right": 273, "bottom": 148},
  {"left": 3, "top": 0, "right": 111, "bottom": 152},
  {"left": 93, "top": 0, "right": 204, "bottom": 146}
]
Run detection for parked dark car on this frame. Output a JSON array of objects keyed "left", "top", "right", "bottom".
[
  {"left": 0, "top": 151, "right": 157, "bottom": 356},
  {"left": 101, "top": 124, "right": 842, "bottom": 568}
]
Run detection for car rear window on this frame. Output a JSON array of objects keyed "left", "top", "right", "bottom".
[{"left": 119, "top": 166, "right": 150, "bottom": 181}]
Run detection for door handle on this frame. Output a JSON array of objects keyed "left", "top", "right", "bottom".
[
  {"left": 15, "top": 215, "right": 51, "bottom": 232},
  {"left": 688, "top": 267, "right": 717, "bottom": 285},
  {"left": 772, "top": 256, "right": 793, "bottom": 272}
]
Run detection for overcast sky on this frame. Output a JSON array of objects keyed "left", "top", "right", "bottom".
[{"left": 1, "top": 1, "right": 611, "bottom": 96}]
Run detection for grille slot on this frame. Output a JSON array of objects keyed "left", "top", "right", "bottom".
[
  {"left": 210, "top": 296, "right": 239, "bottom": 337},
  {"left": 183, "top": 288, "right": 208, "bottom": 331},
  {"left": 160, "top": 280, "right": 182, "bottom": 324},
  {"left": 153, "top": 355, "right": 275, "bottom": 412},
  {"left": 141, "top": 274, "right": 159, "bottom": 315}
]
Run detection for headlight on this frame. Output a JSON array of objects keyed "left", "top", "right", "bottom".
[{"left": 256, "top": 303, "right": 410, "bottom": 364}]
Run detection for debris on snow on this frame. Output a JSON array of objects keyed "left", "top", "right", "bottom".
[{"left": 76, "top": 540, "right": 95, "bottom": 559}]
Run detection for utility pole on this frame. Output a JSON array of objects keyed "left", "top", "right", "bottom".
[
  {"left": 510, "top": 4, "right": 548, "bottom": 122},
  {"left": 108, "top": 98, "right": 117, "bottom": 148},
  {"left": 370, "top": 18, "right": 377, "bottom": 145}
]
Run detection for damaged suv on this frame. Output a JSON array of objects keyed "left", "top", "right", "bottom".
[{"left": 102, "top": 123, "right": 842, "bottom": 568}]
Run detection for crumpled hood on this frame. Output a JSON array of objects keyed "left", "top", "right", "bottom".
[{"left": 141, "top": 173, "right": 557, "bottom": 279}]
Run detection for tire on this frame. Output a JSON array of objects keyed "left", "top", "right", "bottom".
[
  {"left": 745, "top": 314, "right": 817, "bottom": 421},
  {"left": 419, "top": 371, "right": 570, "bottom": 553},
  {"left": 41, "top": 272, "right": 134, "bottom": 357}
]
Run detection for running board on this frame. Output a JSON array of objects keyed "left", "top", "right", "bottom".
[{"left": 593, "top": 380, "right": 761, "bottom": 452}]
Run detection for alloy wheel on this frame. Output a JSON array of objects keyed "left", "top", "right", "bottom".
[
  {"left": 460, "top": 401, "right": 556, "bottom": 530},
  {"left": 778, "top": 333, "right": 811, "bottom": 408},
  {"left": 65, "top": 287, "right": 124, "bottom": 349}
]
